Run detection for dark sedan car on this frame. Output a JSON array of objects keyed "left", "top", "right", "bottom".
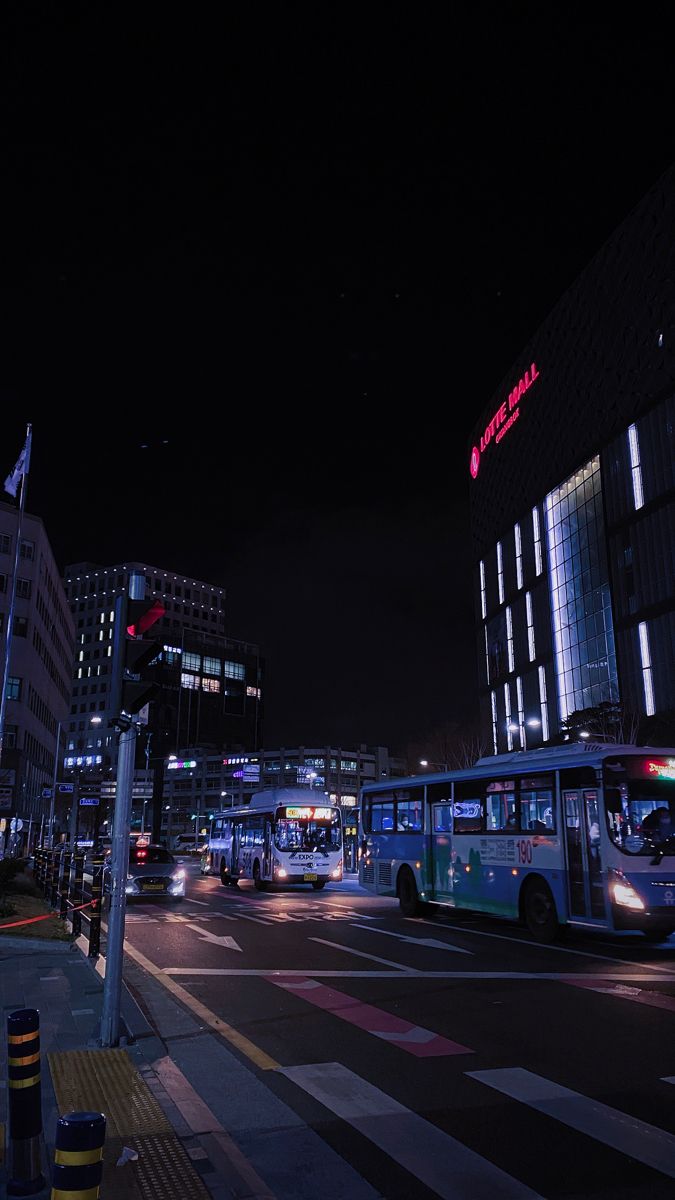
[{"left": 104, "top": 844, "right": 185, "bottom": 901}]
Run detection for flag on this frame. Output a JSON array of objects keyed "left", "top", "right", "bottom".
[{"left": 4, "top": 430, "right": 31, "bottom": 498}]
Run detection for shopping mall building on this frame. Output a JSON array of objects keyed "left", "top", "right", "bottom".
[{"left": 469, "top": 164, "right": 675, "bottom": 755}]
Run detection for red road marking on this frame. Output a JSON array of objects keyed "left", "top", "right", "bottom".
[{"left": 267, "top": 975, "right": 473, "bottom": 1057}]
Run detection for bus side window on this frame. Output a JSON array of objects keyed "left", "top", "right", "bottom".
[
  {"left": 520, "top": 777, "right": 555, "bottom": 832},
  {"left": 370, "top": 797, "right": 395, "bottom": 832},
  {"left": 433, "top": 805, "right": 452, "bottom": 833}
]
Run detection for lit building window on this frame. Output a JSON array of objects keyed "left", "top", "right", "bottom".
[
  {"left": 203, "top": 656, "right": 221, "bottom": 675},
  {"left": 181, "top": 672, "right": 200, "bottom": 690},
  {"left": 538, "top": 665, "right": 549, "bottom": 741},
  {"left": 514, "top": 522, "right": 523, "bottom": 590},
  {"left": 526, "top": 591, "right": 535, "bottom": 661},
  {"left": 201, "top": 677, "right": 221, "bottom": 693},
  {"left": 506, "top": 606, "right": 514, "bottom": 672},
  {"left": 497, "top": 541, "right": 504, "bottom": 604},
  {"left": 638, "top": 621, "right": 655, "bottom": 716},
  {"left": 479, "top": 560, "right": 487, "bottom": 619},
  {"left": 246, "top": 685, "right": 261, "bottom": 699},
  {"left": 545, "top": 456, "right": 618, "bottom": 722},
  {"left": 627, "top": 424, "right": 645, "bottom": 510},
  {"left": 224, "top": 661, "right": 245, "bottom": 680},
  {"left": 516, "top": 675, "right": 525, "bottom": 749},
  {"left": 532, "top": 506, "right": 543, "bottom": 576},
  {"left": 504, "top": 682, "right": 513, "bottom": 751},
  {"left": 183, "top": 651, "right": 201, "bottom": 672},
  {"left": 490, "top": 690, "right": 498, "bottom": 755},
  {"left": 484, "top": 625, "right": 490, "bottom": 685}
]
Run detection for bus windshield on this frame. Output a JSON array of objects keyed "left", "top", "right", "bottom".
[
  {"left": 604, "top": 757, "right": 675, "bottom": 856},
  {"left": 274, "top": 806, "right": 341, "bottom": 852}
]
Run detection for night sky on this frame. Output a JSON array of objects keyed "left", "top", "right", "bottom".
[{"left": 2, "top": 8, "right": 674, "bottom": 754}]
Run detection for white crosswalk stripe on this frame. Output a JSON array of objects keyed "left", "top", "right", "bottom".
[{"left": 467, "top": 1067, "right": 675, "bottom": 1179}]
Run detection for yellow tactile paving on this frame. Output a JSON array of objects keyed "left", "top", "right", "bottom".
[{"left": 48, "top": 1049, "right": 211, "bottom": 1200}]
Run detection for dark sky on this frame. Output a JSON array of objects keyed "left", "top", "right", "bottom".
[{"left": 2, "top": 7, "right": 674, "bottom": 753}]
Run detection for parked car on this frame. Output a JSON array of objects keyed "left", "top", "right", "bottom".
[{"left": 103, "top": 843, "right": 185, "bottom": 901}]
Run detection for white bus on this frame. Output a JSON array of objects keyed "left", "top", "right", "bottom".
[
  {"left": 359, "top": 744, "right": 675, "bottom": 941},
  {"left": 203, "top": 788, "right": 343, "bottom": 890}
]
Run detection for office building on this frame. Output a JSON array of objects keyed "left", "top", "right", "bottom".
[
  {"left": 0, "top": 502, "right": 74, "bottom": 839},
  {"left": 468, "top": 164, "right": 675, "bottom": 754}
]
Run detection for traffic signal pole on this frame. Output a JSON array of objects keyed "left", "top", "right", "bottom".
[
  {"left": 100, "top": 575, "right": 165, "bottom": 1048},
  {"left": 100, "top": 578, "right": 142, "bottom": 1048}
]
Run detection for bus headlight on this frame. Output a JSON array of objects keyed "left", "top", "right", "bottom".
[
  {"left": 277, "top": 867, "right": 287, "bottom": 878},
  {"left": 611, "top": 874, "right": 645, "bottom": 910},
  {"left": 332, "top": 860, "right": 343, "bottom": 879}
]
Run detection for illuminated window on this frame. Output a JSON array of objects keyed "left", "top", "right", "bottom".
[
  {"left": 506, "top": 606, "right": 514, "bottom": 672},
  {"left": 484, "top": 625, "right": 490, "bottom": 685},
  {"left": 638, "top": 622, "right": 655, "bottom": 716},
  {"left": 183, "top": 651, "right": 201, "bottom": 672},
  {"left": 246, "top": 685, "right": 261, "bottom": 699},
  {"left": 490, "top": 690, "right": 498, "bottom": 755},
  {"left": 526, "top": 591, "right": 535, "bottom": 661},
  {"left": 627, "top": 424, "right": 645, "bottom": 510},
  {"left": 514, "top": 522, "right": 523, "bottom": 589},
  {"left": 545, "top": 456, "right": 618, "bottom": 722},
  {"left": 201, "top": 677, "right": 221, "bottom": 694},
  {"left": 516, "top": 676, "right": 525, "bottom": 749},
  {"left": 181, "top": 672, "right": 200, "bottom": 690},
  {"left": 538, "top": 665, "right": 549, "bottom": 741},
  {"left": 496, "top": 542, "right": 504, "bottom": 604},
  {"left": 203, "top": 656, "right": 221, "bottom": 675},
  {"left": 224, "top": 661, "right": 245, "bottom": 680},
  {"left": 532, "top": 506, "right": 543, "bottom": 576},
  {"left": 479, "top": 560, "right": 487, "bottom": 619},
  {"left": 504, "top": 682, "right": 513, "bottom": 750}
]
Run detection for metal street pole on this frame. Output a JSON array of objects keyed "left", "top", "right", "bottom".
[
  {"left": 100, "top": 575, "right": 143, "bottom": 1048},
  {"left": 68, "top": 769, "right": 79, "bottom": 848},
  {"left": 47, "top": 722, "right": 61, "bottom": 848}
]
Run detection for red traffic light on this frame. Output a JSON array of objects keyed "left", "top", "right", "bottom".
[{"left": 127, "top": 598, "right": 166, "bottom": 638}]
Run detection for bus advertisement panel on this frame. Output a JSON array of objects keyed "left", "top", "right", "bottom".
[
  {"left": 203, "top": 788, "right": 343, "bottom": 890},
  {"left": 359, "top": 745, "right": 675, "bottom": 941}
]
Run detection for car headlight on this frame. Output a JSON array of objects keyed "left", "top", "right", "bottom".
[{"left": 171, "top": 869, "right": 186, "bottom": 881}]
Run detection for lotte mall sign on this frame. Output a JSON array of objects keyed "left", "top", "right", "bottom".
[{"left": 470, "top": 362, "right": 540, "bottom": 479}]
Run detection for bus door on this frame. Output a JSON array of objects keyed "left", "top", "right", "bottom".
[
  {"left": 263, "top": 818, "right": 273, "bottom": 878},
  {"left": 430, "top": 803, "right": 454, "bottom": 900},
  {"left": 231, "top": 820, "right": 242, "bottom": 878},
  {"left": 562, "top": 789, "right": 606, "bottom": 923}
]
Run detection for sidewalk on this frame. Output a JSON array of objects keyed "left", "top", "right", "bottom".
[{"left": 0, "top": 930, "right": 380, "bottom": 1200}]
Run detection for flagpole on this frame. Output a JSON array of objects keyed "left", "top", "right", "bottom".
[{"left": 0, "top": 422, "right": 32, "bottom": 769}]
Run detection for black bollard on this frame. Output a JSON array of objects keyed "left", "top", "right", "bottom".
[
  {"left": 6, "top": 1007, "right": 45, "bottom": 1195},
  {"left": 51, "top": 1111, "right": 106, "bottom": 1200},
  {"left": 59, "top": 849, "right": 72, "bottom": 920}
]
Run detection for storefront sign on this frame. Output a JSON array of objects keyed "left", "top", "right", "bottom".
[{"left": 470, "top": 362, "right": 540, "bottom": 478}]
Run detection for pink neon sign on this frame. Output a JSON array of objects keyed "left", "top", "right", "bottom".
[{"left": 470, "top": 362, "right": 540, "bottom": 478}]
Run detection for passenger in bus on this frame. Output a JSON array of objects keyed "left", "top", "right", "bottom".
[
  {"left": 397, "top": 813, "right": 410, "bottom": 831},
  {"left": 642, "top": 807, "right": 673, "bottom": 842}
]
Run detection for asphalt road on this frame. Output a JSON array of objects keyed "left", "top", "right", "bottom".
[{"left": 120, "top": 861, "right": 675, "bottom": 1199}]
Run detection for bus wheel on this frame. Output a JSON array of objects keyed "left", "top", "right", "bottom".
[
  {"left": 397, "top": 867, "right": 420, "bottom": 917},
  {"left": 253, "top": 860, "right": 267, "bottom": 891},
  {"left": 311, "top": 880, "right": 326, "bottom": 890},
  {"left": 522, "top": 877, "right": 559, "bottom": 942}
]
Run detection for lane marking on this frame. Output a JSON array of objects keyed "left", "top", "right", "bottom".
[
  {"left": 162, "top": 967, "right": 675, "bottom": 980},
  {"left": 310, "top": 937, "right": 414, "bottom": 971},
  {"left": 468, "top": 1067, "right": 675, "bottom": 1178},
  {"left": 121, "top": 938, "right": 279, "bottom": 1071},
  {"left": 185, "top": 898, "right": 210, "bottom": 906},
  {"left": 280, "top": 1062, "right": 542, "bottom": 1199},
  {"left": 408, "top": 917, "right": 675, "bottom": 970},
  {"left": 237, "top": 913, "right": 275, "bottom": 926},
  {"left": 268, "top": 976, "right": 472, "bottom": 1057},
  {"left": 352, "top": 923, "right": 473, "bottom": 955},
  {"left": 183, "top": 923, "right": 242, "bottom": 951}
]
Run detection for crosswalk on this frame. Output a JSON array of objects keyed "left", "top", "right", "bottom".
[{"left": 281, "top": 1060, "right": 675, "bottom": 1196}]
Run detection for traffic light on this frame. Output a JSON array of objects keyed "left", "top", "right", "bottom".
[{"left": 120, "top": 597, "right": 166, "bottom": 719}]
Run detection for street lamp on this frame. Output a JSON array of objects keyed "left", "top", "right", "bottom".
[
  {"left": 220, "top": 790, "right": 234, "bottom": 808},
  {"left": 419, "top": 759, "right": 449, "bottom": 772},
  {"left": 140, "top": 799, "right": 149, "bottom": 835}
]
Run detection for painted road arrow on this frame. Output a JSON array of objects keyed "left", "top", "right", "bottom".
[
  {"left": 167, "top": 915, "right": 242, "bottom": 950},
  {"left": 351, "top": 923, "right": 473, "bottom": 955}
]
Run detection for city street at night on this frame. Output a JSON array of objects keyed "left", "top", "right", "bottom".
[{"left": 115, "top": 861, "right": 675, "bottom": 1200}]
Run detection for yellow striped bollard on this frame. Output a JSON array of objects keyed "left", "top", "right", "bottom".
[
  {"left": 6, "top": 1007, "right": 45, "bottom": 1195},
  {"left": 51, "top": 1111, "right": 106, "bottom": 1200}
]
